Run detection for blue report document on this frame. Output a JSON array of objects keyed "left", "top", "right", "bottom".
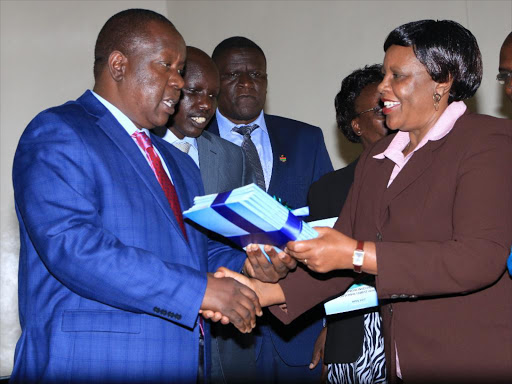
[{"left": 183, "top": 183, "right": 318, "bottom": 249}]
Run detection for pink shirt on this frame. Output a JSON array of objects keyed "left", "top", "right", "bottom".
[
  {"left": 374, "top": 101, "right": 467, "bottom": 187},
  {"left": 372, "top": 101, "right": 466, "bottom": 378}
]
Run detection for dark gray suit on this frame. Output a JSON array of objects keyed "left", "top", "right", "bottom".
[{"left": 197, "top": 130, "right": 248, "bottom": 194}]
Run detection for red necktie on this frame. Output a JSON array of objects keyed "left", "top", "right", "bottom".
[{"left": 132, "top": 131, "right": 188, "bottom": 240}]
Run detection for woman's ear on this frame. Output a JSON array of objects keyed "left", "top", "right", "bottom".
[
  {"left": 351, "top": 118, "right": 362, "bottom": 136},
  {"left": 435, "top": 74, "right": 453, "bottom": 99},
  {"left": 108, "top": 51, "right": 127, "bottom": 82}
]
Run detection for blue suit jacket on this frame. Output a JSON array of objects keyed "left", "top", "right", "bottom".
[
  {"left": 208, "top": 114, "right": 333, "bottom": 366},
  {"left": 11, "top": 91, "right": 245, "bottom": 383}
]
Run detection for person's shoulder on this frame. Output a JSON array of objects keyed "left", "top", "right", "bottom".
[
  {"left": 311, "top": 167, "right": 349, "bottom": 189},
  {"left": 456, "top": 112, "right": 512, "bottom": 130},
  {"left": 23, "top": 95, "right": 91, "bottom": 140},
  {"left": 264, "top": 113, "right": 321, "bottom": 133},
  {"left": 33, "top": 97, "right": 87, "bottom": 123},
  {"left": 200, "top": 130, "right": 243, "bottom": 155},
  {"left": 451, "top": 112, "right": 512, "bottom": 143}
]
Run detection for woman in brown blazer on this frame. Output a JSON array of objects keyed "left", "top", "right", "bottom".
[{"left": 216, "top": 20, "right": 512, "bottom": 383}]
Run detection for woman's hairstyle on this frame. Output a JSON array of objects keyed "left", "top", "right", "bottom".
[
  {"left": 384, "top": 19, "right": 482, "bottom": 103},
  {"left": 335, "top": 64, "right": 383, "bottom": 143}
]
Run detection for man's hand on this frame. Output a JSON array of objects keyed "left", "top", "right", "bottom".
[
  {"left": 243, "top": 243, "right": 297, "bottom": 282},
  {"left": 201, "top": 273, "right": 262, "bottom": 333},
  {"left": 310, "top": 326, "right": 328, "bottom": 382}
]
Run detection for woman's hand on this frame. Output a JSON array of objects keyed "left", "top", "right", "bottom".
[
  {"left": 215, "top": 267, "right": 286, "bottom": 307},
  {"left": 285, "top": 227, "right": 357, "bottom": 273}
]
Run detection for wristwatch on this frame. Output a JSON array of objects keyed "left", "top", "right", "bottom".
[{"left": 353, "top": 240, "right": 365, "bottom": 273}]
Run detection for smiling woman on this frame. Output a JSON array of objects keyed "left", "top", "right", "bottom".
[{"left": 220, "top": 19, "right": 512, "bottom": 384}]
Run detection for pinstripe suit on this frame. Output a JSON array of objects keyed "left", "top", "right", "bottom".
[{"left": 11, "top": 90, "right": 245, "bottom": 383}]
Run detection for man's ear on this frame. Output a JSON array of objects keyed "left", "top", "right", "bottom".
[{"left": 108, "top": 51, "right": 127, "bottom": 82}]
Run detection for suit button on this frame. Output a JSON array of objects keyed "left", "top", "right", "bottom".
[
  {"left": 376, "top": 232, "right": 383, "bottom": 241},
  {"left": 390, "top": 294, "right": 399, "bottom": 299},
  {"left": 399, "top": 294, "right": 408, "bottom": 299}
]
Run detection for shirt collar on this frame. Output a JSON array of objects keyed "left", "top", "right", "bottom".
[
  {"left": 373, "top": 101, "right": 467, "bottom": 161},
  {"left": 162, "top": 128, "right": 198, "bottom": 149},
  {"left": 215, "top": 109, "right": 268, "bottom": 135},
  {"left": 92, "top": 90, "right": 151, "bottom": 138}
]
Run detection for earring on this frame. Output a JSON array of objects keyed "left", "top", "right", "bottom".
[
  {"left": 433, "top": 93, "right": 442, "bottom": 111},
  {"left": 356, "top": 130, "right": 362, "bottom": 136}
]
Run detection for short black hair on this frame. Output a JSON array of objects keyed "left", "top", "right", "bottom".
[
  {"left": 94, "top": 9, "right": 175, "bottom": 80},
  {"left": 335, "top": 65, "right": 383, "bottom": 143},
  {"left": 384, "top": 19, "right": 482, "bottom": 103},
  {"left": 211, "top": 36, "right": 266, "bottom": 64}
]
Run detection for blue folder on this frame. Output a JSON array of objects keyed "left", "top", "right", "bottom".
[{"left": 183, "top": 184, "right": 318, "bottom": 249}]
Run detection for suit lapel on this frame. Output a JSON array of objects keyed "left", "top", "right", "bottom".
[
  {"left": 206, "top": 117, "right": 220, "bottom": 135},
  {"left": 265, "top": 116, "right": 282, "bottom": 196},
  {"left": 378, "top": 140, "right": 444, "bottom": 226},
  {"left": 152, "top": 136, "right": 193, "bottom": 248},
  {"left": 78, "top": 92, "right": 189, "bottom": 247},
  {"left": 197, "top": 133, "right": 220, "bottom": 194}
]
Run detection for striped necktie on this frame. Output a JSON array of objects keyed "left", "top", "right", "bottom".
[
  {"left": 173, "top": 140, "right": 192, "bottom": 154},
  {"left": 232, "top": 124, "right": 266, "bottom": 190}
]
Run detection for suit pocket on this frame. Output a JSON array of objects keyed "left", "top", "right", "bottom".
[{"left": 61, "top": 310, "right": 141, "bottom": 334}]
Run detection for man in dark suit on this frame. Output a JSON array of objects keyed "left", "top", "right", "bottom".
[
  {"left": 11, "top": 9, "right": 261, "bottom": 383},
  {"left": 207, "top": 36, "right": 333, "bottom": 383},
  {"left": 155, "top": 46, "right": 250, "bottom": 195}
]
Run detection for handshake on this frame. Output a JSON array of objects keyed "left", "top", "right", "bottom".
[
  {"left": 199, "top": 225, "right": 349, "bottom": 333},
  {"left": 199, "top": 244, "right": 297, "bottom": 333}
]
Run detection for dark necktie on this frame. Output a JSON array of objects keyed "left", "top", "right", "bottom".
[
  {"left": 132, "top": 131, "right": 188, "bottom": 240},
  {"left": 232, "top": 124, "right": 266, "bottom": 190}
]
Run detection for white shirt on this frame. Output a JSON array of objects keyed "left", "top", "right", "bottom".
[
  {"left": 215, "top": 109, "right": 273, "bottom": 190},
  {"left": 161, "top": 129, "right": 200, "bottom": 168},
  {"left": 92, "top": 90, "right": 173, "bottom": 182}
]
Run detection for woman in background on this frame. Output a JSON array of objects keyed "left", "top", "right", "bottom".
[{"left": 307, "top": 65, "right": 388, "bottom": 384}]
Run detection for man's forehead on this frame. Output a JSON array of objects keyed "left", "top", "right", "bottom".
[
  {"left": 220, "top": 48, "right": 265, "bottom": 63},
  {"left": 500, "top": 39, "right": 512, "bottom": 70}
]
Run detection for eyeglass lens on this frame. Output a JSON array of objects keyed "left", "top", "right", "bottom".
[{"left": 497, "top": 71, "right": 512, "bottom": 85}]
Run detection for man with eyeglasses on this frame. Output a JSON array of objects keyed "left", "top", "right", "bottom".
[{"left": 498, "top": 32, "right": 512, "bottom": 102}]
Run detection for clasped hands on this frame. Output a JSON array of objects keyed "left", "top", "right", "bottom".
[{"left": 201, "top": 227, "right": 357, "bottom": 333}]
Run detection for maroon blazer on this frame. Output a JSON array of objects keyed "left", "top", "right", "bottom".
[{"left": 270, "top": 113, "right": 512, "bottom": 383}]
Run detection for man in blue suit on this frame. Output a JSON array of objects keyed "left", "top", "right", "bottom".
[
  {"left": 207, "top": 36, "right": 333, "bottom": 383},
  {"left": 11, "top": 9, "right": 261, "bottom": 383}
]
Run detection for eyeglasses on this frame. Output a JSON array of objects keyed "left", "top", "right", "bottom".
[
  {"left": 496, "top": 71, "right": 512, "bottom": 85},
  {"left": 356, "top": 106, "right": 384, "bottom": 117}
]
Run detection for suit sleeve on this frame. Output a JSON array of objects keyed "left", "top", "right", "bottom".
[
  {"left": 269, "top": 150, "right": 372, "bottom": 323},
  {"left": 207, "top": 239, "right": 246, "bottom": 273},
  {"left": 375, "top": 124, "right": 512, "bottom": 297},
  {"left": 13, "top": 113, "right": 207, "bottom": 329}
]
